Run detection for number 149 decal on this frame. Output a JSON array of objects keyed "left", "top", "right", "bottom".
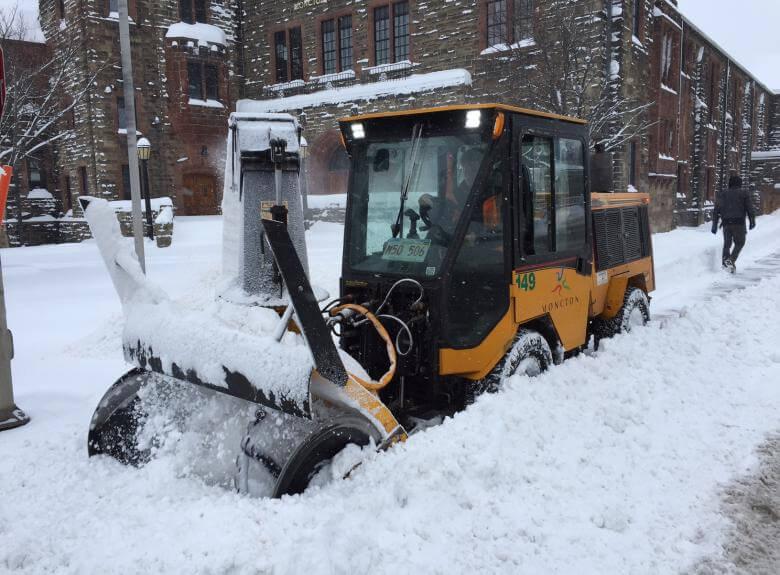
[{"left": 516, "top": 272, "right": 536, "bottom": 291}]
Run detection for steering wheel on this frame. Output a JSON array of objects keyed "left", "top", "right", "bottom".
[{"left": 418, "top": 195, "right": 453, "bottom": 246}]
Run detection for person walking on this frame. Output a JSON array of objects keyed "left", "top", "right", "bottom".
[{"left": 711, "top": 175, "right": 756, "bottom": 273}]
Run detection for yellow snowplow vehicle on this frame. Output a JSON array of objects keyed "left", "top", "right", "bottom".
[{"left": 87, "top": 104, "right": 654, "bottom": 497}]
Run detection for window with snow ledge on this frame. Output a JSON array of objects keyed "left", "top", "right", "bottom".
[
  {"left": 187, "top": 61, "right": 220, "bottom": 103},
  {"left": 273, "top": 27, "right": 304, "bottom": 83},
  {"left": 371, "top": 2, "right": 409, "bottom": 66},
  {"left": 321, "top": 14, "right": 353, "bottom": 75},
  {"left": 482, "top": 0, "right": 534, "bottom": 52}
]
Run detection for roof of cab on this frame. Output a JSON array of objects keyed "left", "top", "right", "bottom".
[{"left": 339, "top": 103, "right": 587, "bottom": 125}]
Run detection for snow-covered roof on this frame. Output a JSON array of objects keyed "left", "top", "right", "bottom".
[
  {"left": 229, "top": 113, "right": 301, "bottom": 153},
  {"left": 238, "top": 69, "right": 472, "bottom": 114},
  {"left": 0, "top": 0, "right": 45, "bottom": 43},
  {"left": 165, "top": 22, "right": 226, "bottom": 47},
  {"left": 752, "top": 150, "right": 780, "bottom": 161}
]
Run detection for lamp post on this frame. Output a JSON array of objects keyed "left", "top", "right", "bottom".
[{"left": 137, "top": 137, "right": 154, "bottom": 240}]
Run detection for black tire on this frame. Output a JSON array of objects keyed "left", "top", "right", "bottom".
[
  {"left": 471, "top": 329, "right": 553, "bottom": 399},
  {"left": 235, "top": 413, "right": 380, "bottom": 498},
  {"left": 592, "top": 287, "right": 650, "bottom": 347}
]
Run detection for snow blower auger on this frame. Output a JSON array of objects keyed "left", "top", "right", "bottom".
[{"left": 84, "top": 113, "right": 406, "bottom": 498}]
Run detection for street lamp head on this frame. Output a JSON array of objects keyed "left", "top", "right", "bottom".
[
  {"left": 137, "top": 137, "right": 151, "bottom": 161},
  {"left": 299, "top": 136, "right": 308, "bottom": 159}
]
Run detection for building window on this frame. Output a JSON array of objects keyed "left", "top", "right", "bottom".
[
  {"left": 179, "top": 0, "right": 207, "bottom": 24},
  {"left": 188, "top": 61, "right": 219, "bottom": 101},
  {"left": 27, "top": 159, "right": 44, "bottom": 190},
  {"left": 486, "top": 0, "right": 508, "bottom": 46},
  {"left": 322, "top": 20, "right": 337, "bottom": 75},
  {"left": 514, "top": 0, "right": 533, "bottom": 41},
  {"left": 373, "top": 2, "right": 409, "bottom": 65},
  {"left": 122, "top": 165, "right": 131, "bottom": 200},
  {"left": 109, "top": 0, "right": 117, "bottom": 13},
  {"left": 628, "top": 141, "right": 637, "bottom": 187},
  {"left": 322, "top": 15, "right": 353, "bottom": 74},
  {"left": 374, "top": 6, "right": 391, "bottom": 65},
  {"left": 393, "top": 1, "right": 409, "bottom": 62},
  {"left": 660, "top": 33, "right": 673, "bottom": 85},
  {"left": 79, "top": 166, "right": 88, "bottom": 196},
  {"left": 486, "top": 0, "right": 534, "bottom": 48},
  {"left": 274, "top": 27, "right": 304, "bottom": 83},
  {"left": 708, "top": 63, "right": 717, "bottom": 123},
  {"left": 632, "top": 0, "right": 642, "bottom": 38},
  {"left": 117, "top": 96, "right": 127, "bottom": 131},
  {"left": 339, "top": 16, "right": 353, "bottom": 72}
]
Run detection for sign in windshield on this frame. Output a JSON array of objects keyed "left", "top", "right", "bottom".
[{"left": 381, "top": 238, "right": 431, "bottom": 262}]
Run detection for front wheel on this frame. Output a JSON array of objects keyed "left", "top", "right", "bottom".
[
  {"left": 471, "top": 329, "right": 553, "bottom": 399},
  {"left": 592, "top": 287, "right": 650, "bottom": 346}
]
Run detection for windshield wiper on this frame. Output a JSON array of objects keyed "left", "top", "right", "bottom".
[{"left": 391, "top": 122, "right": 424, "bottom": 238}]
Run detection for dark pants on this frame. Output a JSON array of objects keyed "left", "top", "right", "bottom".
[{"left": 722, "top": 223, "right": 746, "bottom": 264}]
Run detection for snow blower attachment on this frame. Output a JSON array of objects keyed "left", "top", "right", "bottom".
[
  {"left": 86, "top": 104, "right": 656, "bottom": 498},
  {"left": 84, "top": 113, "right": 404, "bottom": 497}
]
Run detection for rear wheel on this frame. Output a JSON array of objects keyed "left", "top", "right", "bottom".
[
  {"left": 471, "top": 329, "right": 553, "bottom": 399},
  {"left": 592, "top": 287, "right": 650, "bottom": 346}
]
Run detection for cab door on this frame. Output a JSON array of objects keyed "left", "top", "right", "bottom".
[{"left": 511, "top": 117, "right": 592, "bottom": 351}]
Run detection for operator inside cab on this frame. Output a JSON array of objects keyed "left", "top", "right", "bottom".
[{"left": 418, "top": 147, "right": 502, "bottom": 244}]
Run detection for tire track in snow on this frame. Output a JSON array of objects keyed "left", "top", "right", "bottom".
[{"left": 687, "top": 434, "right": 780, "bottom": 575}]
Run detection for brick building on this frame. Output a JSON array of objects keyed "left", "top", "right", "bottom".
[
  {"left": 11, "top": 0, "right": 778, "bottom": 245},
  {"left": 36, "top": 0, "right": 243, "bottom": 225}
]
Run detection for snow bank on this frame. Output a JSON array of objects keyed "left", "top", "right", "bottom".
[
  {"left": 154, "top": 206, "right": 173, "bottom": 226},
  {"left": 26, "top": 188, "right": 53, "bottom": 199},
  {"left": 3, "top": 212, "right": 780, "bottom": 573},
  {"left": 109, "top": 197, "right": 173, "bottom": 213},
  {"left": 306, "top": 193, "right": 347, "bottom": 210}
]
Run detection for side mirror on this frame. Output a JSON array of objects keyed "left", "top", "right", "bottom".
[{"left": 373, "top": 148, "right": 390, "bottom": 172}]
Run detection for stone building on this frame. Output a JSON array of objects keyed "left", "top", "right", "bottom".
[
  {"left": 35, "top": 0, "right": 243, "bottom": 226},
  {"left": 238, "top": 0, "right": 779, "bottom": 231},
  {"left": 11, "top": 0, "right": 778, "bottom": 245}
]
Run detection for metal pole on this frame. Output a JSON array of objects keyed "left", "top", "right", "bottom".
[
  {"left": 142, "top": 159, "right": 154, "bottom": 240},
  {"left": 118, "top": 0, "right": 146, "bottom": 272},
  {"left": 0, "top": 254, "right": 28, "bottom": 432}
]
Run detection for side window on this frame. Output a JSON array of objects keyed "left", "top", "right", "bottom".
[
  {"left": 554, "top": 138, "right": 586, "bottom": 252},
  {"left": 520, "top": 135, "right": 553, "bottom": 255}
]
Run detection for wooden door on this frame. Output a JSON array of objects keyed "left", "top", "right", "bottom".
[{"left": 181, "top": 173, "right": 218, "bottom": 215}]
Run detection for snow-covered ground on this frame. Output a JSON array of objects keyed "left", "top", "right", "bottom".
[{"left": 1, "top": 210, "right": 780, "bottom": 574}]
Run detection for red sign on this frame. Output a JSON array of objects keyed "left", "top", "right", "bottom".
[{"left": 0, "top": 166, "right": 12, "bottom": 224}]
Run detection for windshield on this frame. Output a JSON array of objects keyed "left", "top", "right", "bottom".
[{"left": 346, "top": 113, "right": 491, "bottom": 278}]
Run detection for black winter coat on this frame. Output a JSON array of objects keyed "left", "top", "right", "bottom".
[{"left": 713, "top": 186, "right": 756, "bottom": 227}]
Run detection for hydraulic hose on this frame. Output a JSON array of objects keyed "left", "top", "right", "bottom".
[{"left": 330, "top": 303, "right": 397, "bottom": 392}]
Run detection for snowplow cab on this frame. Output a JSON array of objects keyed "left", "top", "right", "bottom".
[{"left": 338, "top": 104, "right": 654, "bottom": 413}]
